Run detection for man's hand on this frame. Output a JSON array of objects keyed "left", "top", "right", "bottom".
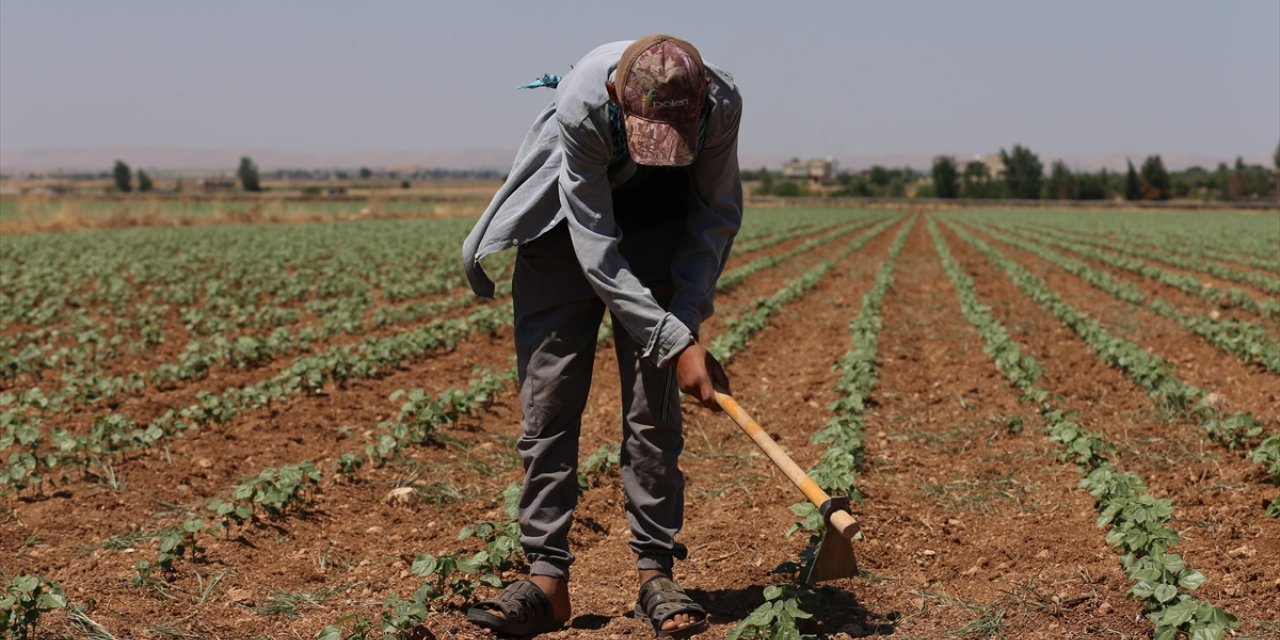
[{"left": 675, "top": 341, "right": 731, "bottom": 412}]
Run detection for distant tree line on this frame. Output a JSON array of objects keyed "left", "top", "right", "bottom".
[
  {"left": 107, "top": 157, "right": 258, "bottom": 193},
  {"left": 271, "top": 167, "right": 502, "bottom": 181},
  {"left": 82, "top": 158, "right": 505, "bottom": 192},
  {"left": 746, "top": 165, "right": 933, "bottom": 199},
  {"left": 748, "top": 141, "right": 1279, "bottom": 202}
]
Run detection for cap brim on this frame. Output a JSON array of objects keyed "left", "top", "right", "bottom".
[{"left": 624, "top": 114, "right": 698, "bottom": 167}]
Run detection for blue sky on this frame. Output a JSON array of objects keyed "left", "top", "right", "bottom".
[{"left": 2, "top": 1, "right": 1277, "bottom": 164}]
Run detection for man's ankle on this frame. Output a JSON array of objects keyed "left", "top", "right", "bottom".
[
  {"left": 638, "top": 567, "right": 673, "bottom": 582},
  {"left": 528, "top": 574, "right": 571, "bottom": 620},
  {"left": 529, "top": 574, "right": 566, "bottom": 591}
]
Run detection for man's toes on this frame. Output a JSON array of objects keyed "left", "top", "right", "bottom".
[{"left": 661, "top": 613, "right": 699, "bottom": 631}]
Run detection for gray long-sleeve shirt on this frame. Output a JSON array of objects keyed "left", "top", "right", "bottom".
[{"left": 461, "top": 40, "right": 743, "bottom": 369}]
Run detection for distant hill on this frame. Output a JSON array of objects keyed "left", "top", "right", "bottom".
[
  {"left": 0, "top": 147, "right": 519, "bottom": 173},
  {"left": 0, "top": 146, "right": 1269, "bottom": 174}
]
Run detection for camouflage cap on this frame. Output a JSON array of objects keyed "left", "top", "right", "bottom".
[{"left": 615, "top": 34, "right": 706, "bottom": 167}]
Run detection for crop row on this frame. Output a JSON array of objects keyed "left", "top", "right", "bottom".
[
  {"left": 1000, "top": 224, "right": 1280, "bottom": 323},
  {"left": 930, "top": 217, "right": 1239, "bottom": 640},
  {"left": 1014, "top": 220, "right": 1280, "bottom": 296},
  {"left": 1, "top": 303, "right": 509, "bottom": 495},
  {"left": 1, "top": 211, "right": 854, "bottom": 402},
  {"left": 716, "top": 215, "right": 890, "bottom": 292},
  {"left": 0, "top": 218, "right": 478, "bottom": 328},
  {"left": 133, "top": 368, "right": 511, "bottom": 583},
  {"left": 943, "top": 220, "right": 1279, "bottom": 517},
  {"left": 972, "top": 223, "right": 1280, "bottom": 373},
  {"left": 0, "top": 221, "right": 482, "bottom": 388},
  {"left": 9, "top": 207, "right": 842, "bottom": 388},
  {"left": 75, "top": 362, "right": 518, "bottom": 639},
  {"left": 16, "top": 208, "right": 824, "bottom": 412},
  {"left": 729, "top": 218, "right": 913, "bottom": 640},
  {"left": 1010, "top": 211, "right": 1280, "bottom": 270},
  {"left": 0, "top": 208, "right": 827, "bottom": 337},
  {"left": 1003, "top": 222, "right": 1274, "bottom": 322},
  {"left": 804, "top": 217, "right": 913, "bottom": 505},
  {"left": 27, "top": 278, "right": 510, "bottom": 418},
  {"left": 710, "top": 217, "right": 898, "bottom": 362},
  {"left": 0, "top": 277, "right": 470, "bottom": 404},
  {"left": 731, "top": 219, "right": 834, "bottom": 255}
]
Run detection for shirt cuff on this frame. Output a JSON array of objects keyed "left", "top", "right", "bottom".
[
  {"left": 644, "top": 313, "right": 695, "bottom": 368},
  {"left": 671, "top": 307, "right": 702, "bottom": 341}
]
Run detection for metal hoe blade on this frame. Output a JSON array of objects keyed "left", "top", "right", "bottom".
[{"left": 801, "top": 524, "right": 859, "bottom": 585}]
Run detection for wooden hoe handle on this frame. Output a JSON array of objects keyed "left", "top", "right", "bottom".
[{"left": 714, "top": 392, "right": 860, "bottom": 539}]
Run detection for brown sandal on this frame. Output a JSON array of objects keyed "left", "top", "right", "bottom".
[
  {"left": 635, "top": 575, "right": 709, "bottom": 638},
  {"left": 467, "top": 579, "right": 565, "bottom": 637}
]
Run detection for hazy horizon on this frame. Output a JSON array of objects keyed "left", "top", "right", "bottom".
[{"left": 2, "top": 1, "right": 1278, "bottom": 169}]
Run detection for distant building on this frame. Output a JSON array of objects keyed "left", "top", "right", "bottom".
[
  {"left": 983, "top": 153, "right": 1006, "bottom": 178},
  {"left": 782, "top": 158, "right": 837, "bottom": 184},
  {"left": 197, "top": 177, "right": 237, "bottom": 193}
]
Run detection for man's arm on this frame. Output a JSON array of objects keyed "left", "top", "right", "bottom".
[{"left": 667, "top": 96, "right": 743, "bottom": 339}]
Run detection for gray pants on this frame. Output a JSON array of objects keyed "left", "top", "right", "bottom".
[{"left": 513, "top": 212, "right": 689, "bottom": 581}]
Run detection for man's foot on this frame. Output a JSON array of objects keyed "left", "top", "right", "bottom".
[
  {"left": 637, "top": 570, "right": 708, "bottom": 637},
  {"left": 528, "top": 575, "right": 571, "bottom": 622},
  {"left": 466, "top": 576, "right": 570, "bottom": 636}
]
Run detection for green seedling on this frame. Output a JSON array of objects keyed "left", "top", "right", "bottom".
[
  {"left": 332, "top": 452, "right": 364, "bottom": 479},
  {"left": 727, "top": 584, "right": 815, "bottom": 640},
  {"left": 233, "top": 460, "right": 321, "bottom": 518},
  {"left": 317, "top": 614, "right": 374, "bottom": 640},
  {"left": 577, "top": 443, "right": 620, "bottom": 492},
  {"left": 1, "top": 575, "right": 68, "bottom": 640}
]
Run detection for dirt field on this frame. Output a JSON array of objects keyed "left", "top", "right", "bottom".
[{"left": 2, "top": 207, "right": 1278, "bottom": 639}]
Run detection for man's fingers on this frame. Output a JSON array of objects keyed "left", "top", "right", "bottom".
[
  {"left": 675, "top": 344, "right": 725, "bottom": 411},
  {"left": 699, "top": 381, "right": 721, "bottom": 412},
  {"left": 677, "top": 377, "right": 720, "bottom": 411}
]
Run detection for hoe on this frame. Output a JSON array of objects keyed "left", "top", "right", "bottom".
[{"left": 714, "top": 392, "right": 860, "bottom": 584}]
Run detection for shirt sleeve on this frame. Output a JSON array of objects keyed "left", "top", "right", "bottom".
[
  {"left": 668, "top": 96, "right": 744, "bottom": 339},
  {"left": 556, "top": 111, "right": 695, "bottom": 368}
]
